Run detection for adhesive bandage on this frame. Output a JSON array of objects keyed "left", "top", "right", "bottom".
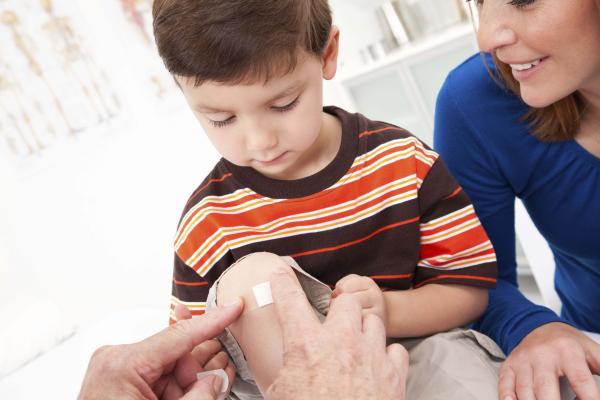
[{"left": 251, "top": 281, "right": 273, "bottom": 308}]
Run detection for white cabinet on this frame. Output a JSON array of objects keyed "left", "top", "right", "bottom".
[{"left": 332, "top": 23, "right": 478, "bottom": 146}]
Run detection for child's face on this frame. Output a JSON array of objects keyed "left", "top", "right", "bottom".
[{"left": 176, "top": 39, "right": 339, "bottom": 180}]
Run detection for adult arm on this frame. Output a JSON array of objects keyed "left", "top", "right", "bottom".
[
  {"left": 433, "top": 69, "right": 564, "bottom": 353},
  {"left": 434, "top": 63, "right": 600, "bottom": 400}
]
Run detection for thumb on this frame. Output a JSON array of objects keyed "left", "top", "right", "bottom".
[
  {"left": 137, "top": 299, "right": 243, "bottom": 369},
  {"left": 181, "top": 375, "right": 222, "bottom": 400}
]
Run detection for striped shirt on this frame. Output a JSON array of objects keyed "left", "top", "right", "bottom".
[{"left": 170, "top": 106, "right": 497, "bottom": 322}]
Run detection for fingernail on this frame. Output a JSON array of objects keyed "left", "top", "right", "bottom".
[
  {"left": 213, "top": 375, "right": 223, "bottom": 393},
  {"left": 503, "top": 396, "right": 513, "bottom": 400},
  {"left": 221, "top": 297, "right": 241, "bottom": 308}
]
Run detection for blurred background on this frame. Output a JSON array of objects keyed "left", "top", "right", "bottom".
[{"left": 0, "top": 0, "right": 540, "bottom": 396}]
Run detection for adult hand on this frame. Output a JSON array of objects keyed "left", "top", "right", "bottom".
[
  {"left": 265, "top": 265, "right": 408, "bottom": 400},
  {"left": 173, "top": 304, "right": 236, "bottom": 391},
  {"left": 78, "top": 299, "right": 243, "bottom": 400},
  {"left": 498, "top": 322, "right": 600, "bottom": 400}
]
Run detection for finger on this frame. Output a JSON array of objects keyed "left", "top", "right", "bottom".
[
  {"left": 224, "top": 362, "right": 236, "bottom": 390},
  {"left": 564, "top": 364, "right": 599, "bottom": 400},
  {"left": 532, "top": 369, "right": 560, "bottom": 400},
  {"left": 334, "top": 274, "right": 360, "bottom": 290},
  {"left": 362, "top": 313, "right": 386, "bottom": 350},
  {"left": 351, "top": 291, "right": 378, "bottom": 309},
  {"left": 587, "top": 342, "right": 600, "bottom": 375},
  {"left": 270, "top": 264, "right": 320, "bottom": 350},
  {"left": 182, "top": 375, "right": 220, "bottom": 400},
  {"left": 325, "top": 292, "right": 362, "bottom": 333},
  {"left": 203, "top": 351, "right": 230, "bottom": 372},
  {"left": 498, "top": 365, "right": 517, "bottom": 400},
  {"left": 514, "top": 364, "right": 536, "bottom": 400},
  {"left": 174, "top": 352, "right": 204, "bottom": 389},
  {"left": 162, "top": 378, "right": 185, "bottom": 400},
  {"left": 335, "top": 274, "right": 371, "bottom": 293},
  {"left": 137, "top": 298, "right": 243, "bottom": 368},
  {"left": 191, "top": 339, "right": 222, "bottom": 366},
  {"left": 387, "top": 343, "right": 409, "bottom": 376},
  {"left": 176, "top": 304, "right": 193, "bottom": 321}
]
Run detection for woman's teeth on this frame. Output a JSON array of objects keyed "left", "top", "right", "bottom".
[{"left": 510, "top": 59, "right": 542, "bottom": 71}]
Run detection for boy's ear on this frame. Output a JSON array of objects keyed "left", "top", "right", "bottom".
[{"left": 322, "top": 25, "right": 340, "bottom": 80}]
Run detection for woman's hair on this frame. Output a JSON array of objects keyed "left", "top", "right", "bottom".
[
  {"left": 152, "top": 0, "right": 332, "bottom": 86},
  {"left": 490, "top": 0, "right": 600, "bottom": 141}
]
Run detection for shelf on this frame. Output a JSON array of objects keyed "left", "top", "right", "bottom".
[{"left": 336, "top": 22, "right": 475, "bottom": 83}]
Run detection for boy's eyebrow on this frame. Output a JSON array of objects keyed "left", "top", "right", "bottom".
[{"left": 194, "top": 81, "right": 303, "bottom": 113}]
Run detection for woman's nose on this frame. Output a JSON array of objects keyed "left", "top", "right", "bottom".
[{"left": 476, "top": 5, "right": 518, "bottom": 53}]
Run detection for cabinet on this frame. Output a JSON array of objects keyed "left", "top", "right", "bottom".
[{"left": 332, "top": 23, "right": 477, "bottom": 146}]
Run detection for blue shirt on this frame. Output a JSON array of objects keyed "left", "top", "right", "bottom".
[{"left": 434, "top": 53, "right": 600, "bottom": 354}]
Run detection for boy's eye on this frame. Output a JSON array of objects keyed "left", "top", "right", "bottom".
[
  {"left": 508, "top": 0, "right": 535, "bottom": 8},
  {"left": 272, "top": 96, "right": 300, "bottom": 112},
  {"left": 208, "top": 117, "right": 234, "bottom": 128}
]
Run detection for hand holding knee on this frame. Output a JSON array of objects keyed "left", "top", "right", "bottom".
[{"left": 266, "top": 266, "right": 407, "bottom": 400}]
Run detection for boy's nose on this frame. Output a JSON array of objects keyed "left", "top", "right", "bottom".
[
  {"left": 246, "top": 128, "right": 278, "bottom": 152},
  {"left": 476, "top": 5, "right": 518, "bottom": 53}
]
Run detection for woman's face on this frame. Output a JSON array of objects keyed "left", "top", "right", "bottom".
[{"left": 476, "top": 0, "right": 600, "bottom": 108}]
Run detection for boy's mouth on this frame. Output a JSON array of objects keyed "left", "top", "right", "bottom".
[{"left": 256, "top": 152, "right": 288, "bottom": 166}]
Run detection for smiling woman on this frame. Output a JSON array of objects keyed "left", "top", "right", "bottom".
[
  {"left": 434, "top": 0, "right": 600, "bottom": 399},
  {"left": 477, "top": 0, "right": 600, "bottom": 140}
]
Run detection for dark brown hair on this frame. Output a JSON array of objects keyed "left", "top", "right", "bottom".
[
  {"left": 152, "top": 0, "right": 332, "bottom": 86},
  {"left": 489, "top": 0, "right": 600, "bottom": 141}
]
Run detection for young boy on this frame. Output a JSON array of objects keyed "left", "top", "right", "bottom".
[{"left": 153, "top": 0, "right": 502, "bottom": 398}]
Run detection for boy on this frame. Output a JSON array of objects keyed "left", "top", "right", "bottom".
[{"left": 153, "top": 0, "right": 502, "bottom": 398}]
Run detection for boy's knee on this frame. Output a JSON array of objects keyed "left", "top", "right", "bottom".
[{"left": 217, "top": 252, "right": 287, "bottom": 307}]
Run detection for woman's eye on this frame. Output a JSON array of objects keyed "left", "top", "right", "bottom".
[
  {"left": 508, "top": 0, "right": 535, "bottom": 8},
  {"left": 208, "top": 117, "right": 234, "bottom": 128},
  {"left": 272, "top": 96, "right": 300, "bottom": 112}
]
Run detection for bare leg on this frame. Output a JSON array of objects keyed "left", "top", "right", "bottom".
[{"left": 216, "top": 252, "right": 288, "bottom": 395}]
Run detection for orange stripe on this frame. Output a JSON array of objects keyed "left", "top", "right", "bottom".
[
  {"left": 173, "top": 279, "right": 208, "bottom": 286},
  {"left": 443, "top": 186, "right": 462, "bottom": 200},
  {"left": 359, "top": 126, "right": 407, "bottom": 138},
  {"left": 289, "top": 217, "right": 419, "bottom": 258},
  {"left": 369, "top": 274, "right": 413, "bottom": 280},
  {"left": 186, "top": 173, "right": 233, "bottom": 206},
  {"left": 415, "top": 274, "right": 497, "bottom": 288}
]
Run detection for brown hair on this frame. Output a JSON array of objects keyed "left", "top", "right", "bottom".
[
  {"left": 152, "top": 0, "right": 332, "bottom": 86},
  {"left": 490, "top": 0, "right": 600, "bottom": 141}
]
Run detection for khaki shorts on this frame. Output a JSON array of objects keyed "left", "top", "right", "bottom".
[{"left": 206, "top": 254, "right": 505, "bottom": 400}]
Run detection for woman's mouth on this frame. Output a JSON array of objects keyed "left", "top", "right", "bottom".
[{"left": 510, "top": 57, "right": 548, "bottom": 81}]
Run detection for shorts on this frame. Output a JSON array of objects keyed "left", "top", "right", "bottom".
[{"left": 206, "top": 254, "right": 505, "bottom": 400}]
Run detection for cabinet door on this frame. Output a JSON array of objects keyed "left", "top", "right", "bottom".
[
  {"left": 346, "top": 69, "right": 430, "bottom": 142},
  {"left": 407, "top": 39, "right": 477, "bottom": 117}
]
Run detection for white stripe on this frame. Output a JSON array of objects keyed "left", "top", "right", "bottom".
[
  {"left": 420, "top": 205, "right": 475, "bottom": 231},
  {"left": 418, "top": 254, "right": 497, "bottom": 270},
  {"left": 421, "top": 219, "right": 482, "bottom": 245}
]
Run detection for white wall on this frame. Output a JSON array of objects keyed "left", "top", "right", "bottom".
[{"left": 1, "top": 100, "right": 219, "bottom": 328}]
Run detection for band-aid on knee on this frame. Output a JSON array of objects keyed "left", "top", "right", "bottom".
[
  {"left": 251, "top": 281, "right": 273, "bottom": 308},
  {"left": 196, "top": 369, "right": 229, "bottom": 400}
]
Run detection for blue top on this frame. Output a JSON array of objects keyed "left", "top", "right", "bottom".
[{"left": 434, "top": 53, "right": 600, "bottom": 354}]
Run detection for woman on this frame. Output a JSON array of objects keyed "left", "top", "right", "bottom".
[{"left": 434, "top": 1, "right": 600, "bottom": 399}]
